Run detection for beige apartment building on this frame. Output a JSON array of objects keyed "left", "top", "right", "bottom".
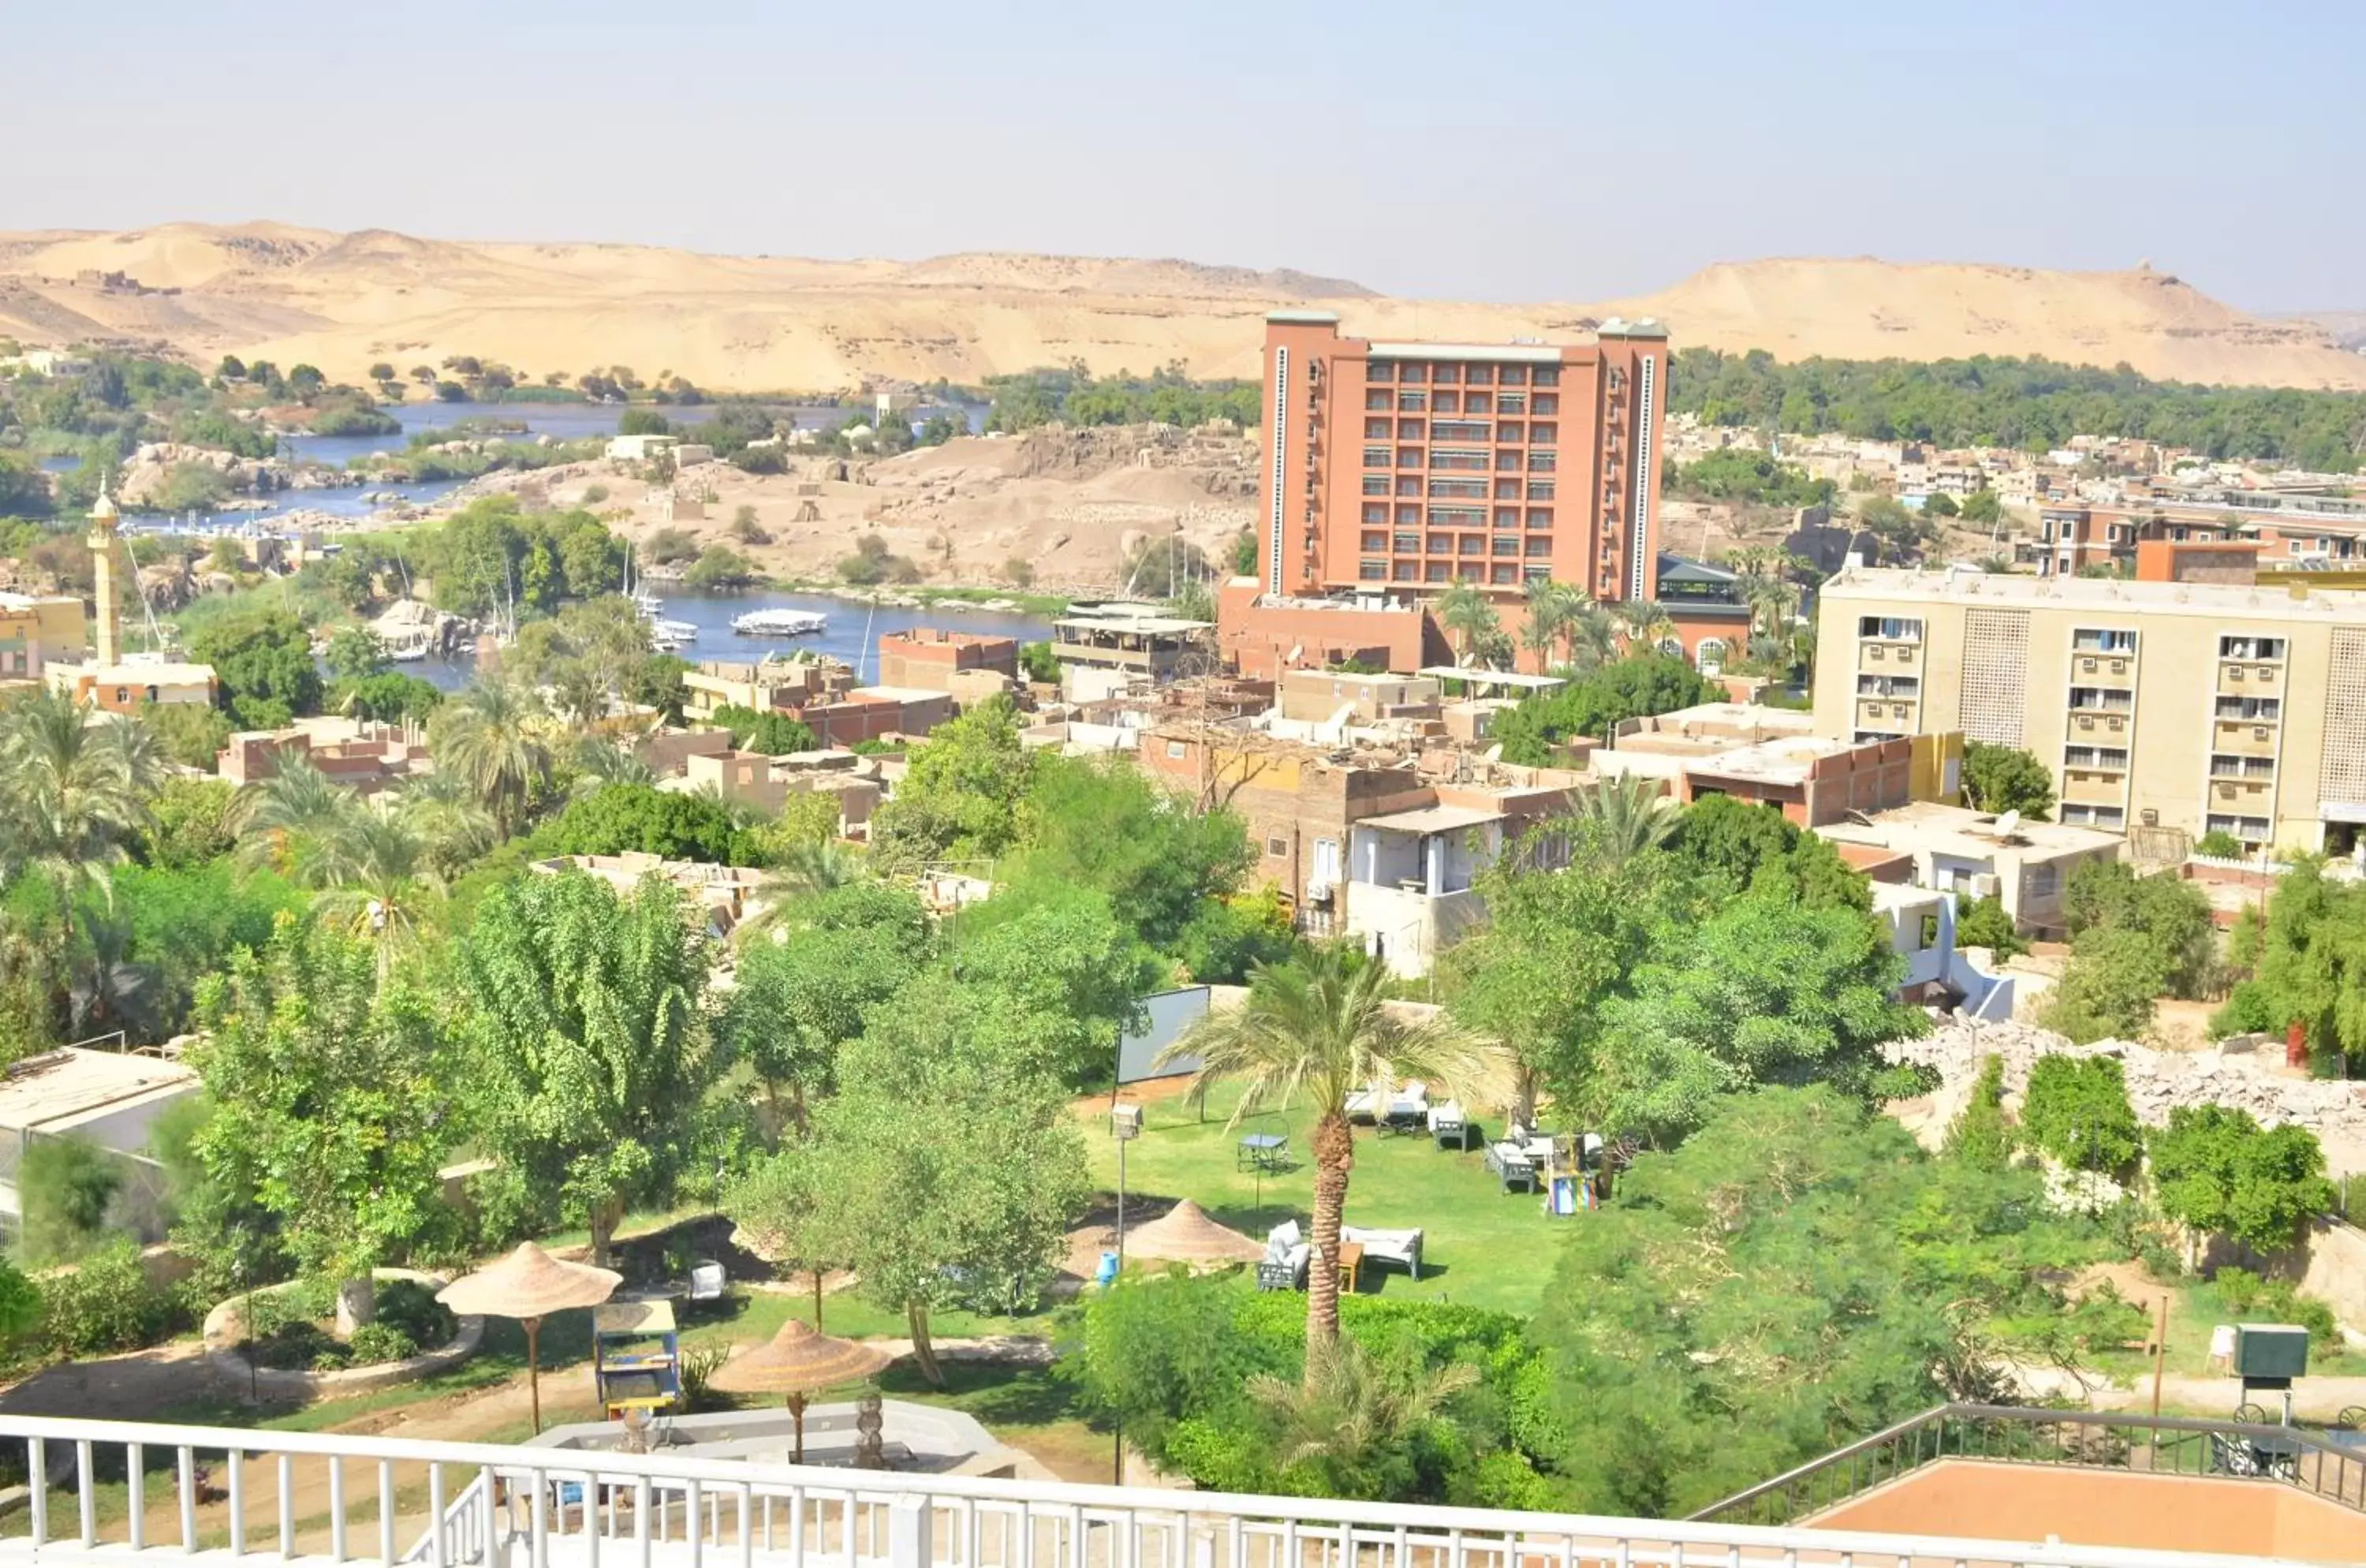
[{"left": 1813, "top": 565, "right": 2366, "bottom": 854}]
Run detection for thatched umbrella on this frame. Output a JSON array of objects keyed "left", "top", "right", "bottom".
[
  {"left": 1125, "top": 1199, "right": 1265, "bottom": 1265},
  {"left": 437, "top": 1242, "right": 621, "bottom": 1434},
  {"left": 710, "top": 1319, "right": 894, "bottom": 1463}
]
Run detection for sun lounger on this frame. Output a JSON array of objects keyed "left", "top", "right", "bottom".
[
  {"left": 1486, "top": 1139, "right": 1538, "bottom": 1193},
  {"left": 1257, "top": 1220, "right": 1311, "bottom": 1291},
  {"left": 1340, "top": 1225, "right": 1424, "bottom": 1280},
  {"left": 1428, "top": 1100, "right": 1476, "bottom": 1151}
]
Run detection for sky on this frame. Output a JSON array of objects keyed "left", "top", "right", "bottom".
[{"left": 6, "top": 0, "right": 2361, "bottom": 312}]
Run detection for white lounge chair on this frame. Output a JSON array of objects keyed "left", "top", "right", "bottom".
[
  {"left": 688, "top": 1260, "right": 727, "bottom": 1304},
  {"left": 1258, "top": 1221, "right": 1311, "bottom": 1291},
  {"left": 1340, "top": 1225, "right": 1424, "bottom": 1280}
]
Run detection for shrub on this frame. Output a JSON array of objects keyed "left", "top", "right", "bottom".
[
  {"left": 2195, "top": 829, "right": 2244, "bottom": 859},
  {"left": 40, "top": 1238, "right": 172, "bottom": 1355},
  {"left": 346, "top": 1323, "right": 419, "bottom": 1365},
  {"left": 2021, "top": 1055, "right": 2141, "bottom": 1173},
  {"left": 1955, "top": 894, "right": 2025, "bottom": 958},
  {"left": 2212, "top": 1267, "right": 2341, "bottom": 1346},
  {"left": 582, "top": 483, "right": 610, "bottom": 504},
  {"left": 17, "top": 1136, "right": 122, "bottom": 1265},
  {"left": 375, "top": 1277, "right": 456, "bottom": 1350},
  {"left": 1943, "top": 1054, "right": 2014, "bottom": 1170}
]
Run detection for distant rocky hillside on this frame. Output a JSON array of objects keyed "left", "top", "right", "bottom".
[{"left": 2, "top": 222, "right": 2359, "bottom": 392}]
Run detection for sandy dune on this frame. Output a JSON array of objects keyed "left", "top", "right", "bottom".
[{"left": 2, "top": 221, "right": 2360, "bottom": 391}]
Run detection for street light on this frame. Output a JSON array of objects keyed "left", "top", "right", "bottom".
[{"left": 1108, "top": 1101, "right": 1143, "bottom": 1488}]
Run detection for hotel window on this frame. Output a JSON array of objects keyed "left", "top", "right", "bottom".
[
  {"left": 1465, "top": 366, "right": 1492, "bottom": 386},
  {"left": 1526, "top": 480, "right": 1556, "bottom": 501},
  {"left": 1398, "top": 364, "right": 1426, "bottom": 384},
  {"left": 1432, "top": 390, "right": 1461, "bottom": 413},
  {"left": 1524, "top": 536, "right": 1552, "bottom": 557},
  {"left": 1431, "top": 420, "right": 1491, "bottom": 442},
  {"left": 1363, "top": 445, "right": 1390, "bottom": 469},
  {"left": 1458, "top": 536, "right": 1485, "bottom": 555},
  {"left": 1427, "top": 533, "right": 1452, "bottom": 553},
  {"left": 1365, "top": 390, "right": 1390, "bottom": 411},
  {"left": 1491, "top": 564, "right": 1517, "bottom": 584},
  {"left": 1528, "top": 508, "right": 1552, "bottom": 528},
  {"left": 1425, "top": 562, "right": 1450, "bottom": 582},
  {"left": 1495, "top": 478, "right": 1521, "bottom": 499},
  {"left": 1396, "top": 504, "right": 1421, "bottom": 524},
  {"left": 1497, "top": 422, "right": 1524, "bottom": 443},
  {"left": 1499, "top": 366, "right": 1528, "bottom": 386},
  {"left": 1366, "top": 362, "right": 1394, "bottom": 383},
  {"left": 1398, "top": 418, "right": 1426, "bottom": 439},
  {"left": 1532, "top": 367, "right": 1560, "bottom": 387},
  {"left": 1529, "top": 422, "right": 1557, "bottom": 446},
  {"left": 1431, "top": 366, "right": 1459, "bottom": 385},
  {"left": 1430, "top": 477, "right": 1488, "bottom": 499},
  {"left": 1494, "top": 507, "right": 1520, "bottom": 528},
  {"left": 1429, "top": 506, "right": 1484, "bottom": 526},
  {"left": 1360, "top": 560, "right": 1386, "bottom": 580},
  {"left": 1431, "top": 448, "right": 1489, "bottom": 471},
  {"left": 1495, "top": 450, "right": 1524, "bottom": 471},
  {"left": 1362, "top": 475, "right": 1389, "bottom": 495},
  {"left": 1394, "top": 532, "right": 1420, "bottom": 552},
  {"left": 1361, "top": 530, "right": 1387, "bottom": 551},
  {"left": 1361, "top": 503, "right": 1386, "bottom": 525},
  {"left": 1398, "top": 390, "right": 1427, "bottom": 412},
  {"left": 1392, "top": 561, "right": 1416, "bottom": 581},
  {"left": 1498, "top": 391, "right": 1528, "bottom": 413},
  {"left": 1364, "top": 417, "right": 1390, "bottom": 439},
  {"left": 1395, "top": 476, "right": 1420, "bottom": 497},
  {"left": 1492, "top": 535, "right": 1520, "bottom": 556},
  {"left": 1532, "top": 394, "right": 1558, "bottom": 415},
  {"left": 1466, "top": 391, "right": 1491, "bottom": 414},
  {"left": 1529, "top": 450, "right": 1558, "bottom": 472},
  {"left": 1398, "top": 447, "right": 1423, "bottom": 468}
]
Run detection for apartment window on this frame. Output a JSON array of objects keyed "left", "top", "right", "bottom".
[
  {"left": 1398, "top": 365, "right": 1426, "bottom": 384},
  {"left": 1493, "top": 507, "right": 1520, "bottom": 528},
  {"left": 1365, "top": 362, "right": 1393, "bottom": 383},
  {"left": 2206, "top": 813, "right": 2272, "bottom": 842},
  {"left": 1466, "top": 391, "right": 1492, "bottom": 414},
  {"left": 1458, "top": 536, "right": 1484, "bottom": 556},
  {"left": 1495, "top": 450, "right": 1523, "bottom": 472},
  {"left": 1360, "top": 560, "right": 1386, "bottom": 581},
  {"left": 1362, "top": 475, "right": 1389, "bottom": 495},
  {"left": 1495, "top": 422, "right": 1524, "bottom": 444},
  {"left": 1524, "top": 536, "right": 1552, "bottom": 557},
  {"left": 1527, "top": 508, "right": 1553, "bottom": 529},
  {"left": 1396, "top": 476, "right": 1421, "bottom": 497},
  {"left": 1491, "top": 564, "right": 1517, "bottom": 584},
  {"left": 1363, "top": 445, "right": 1390, "bottom": 469},
  {"left": 1166, "top": 740, "right": 1188, "bottom": 760},
  {"left": 1532, "top": 367, "right": 1560, "bottom": 387},
  {"left": 1396, "top": 504, "right": 1421, "bottom": 525},
  {"left": 1465, "top": 366, "right": 1492, "bottom": 386},
  {"left": 1265, "top": 835, "right": 1289, "bottom": 857},
  {"left": 1398, "top": 446, "right": 1424, "bottom": 468},
  {"left": 1426, "top": 533, "right": 1452, "bottom": 554},
  {"left": 1431, "top": 365, "right": 1458, "bottom": 385},
  {"left": 1499, "top": 366, "right": 1528, "bottom": 386},
  {"left": 1432, "top": 390, "right": 1461, "bottom": 413},
  {"left": 2058, "top": 805, "right": 2125, "bottom": 831},
  {"left": 1858, "top": 616, "right": 1923, "bottom": 642},
  {"left": 2062, "top": 745, "right": 2127, "bottom": 769},
  {"left": 2067, "top": 686, "right": 2133, "bottom": 713},
  {"left": 2072, "top": 628, "right": 2136, "bottom": 653},
  {"left": 1529, "top": 422, "right": 1558, "bottom": 446},
  {"left": 1858, "top": 674, "right": 1921, "bottom": 697},
  {"left": 2216, "top": 695, "right": 2281, "bottom": 720},
  {"left": 1498, "top": 391, "right": 1528, "bottom": 413},
  {"left": 1429, "top": 478, "right": 1489, "bottom": 498},
  {"left": 1492, "top": 535, "right": 1520, "bottom": 557},
  {"left": 1532, "top": 393, "right": 1558, "bottom": 416},
  {"left": 2219, "top": 635, "right": 2287, "bottom": 660},
  {"left": 1398, "top": 390, "right": 1427, "bottom": 412},
  {"left": 1529, "top": 450, "right": 1558, "bottom": 472},
  {"left": 2209, "top": 753, "right": 2276, "bottom": 779},
  {"left": 1526, "top": 480, "right": 1556, "bottom": 501},
  {"left": 1365, "top": 390, "right": 1390, "bottom": 411},
  {"left": 1431, "top": 448, "right": 1489, "bottom": 471},
  {"left": 1392, "top": 561, "right": 1416, "bottom": 581},
  {"left": 1361, "top": 530, "right": 1387, "bottom": 551},
  {"left": 1393, "top": 532, "right": 1420, "bottom": 553},
  {"left": 1425, "top": 562, "right": 1450, "bottom": 582}
]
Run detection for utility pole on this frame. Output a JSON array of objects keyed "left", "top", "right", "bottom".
[{"left": 2150, "top": 1295, "right": 2170, "bottom": 1418}]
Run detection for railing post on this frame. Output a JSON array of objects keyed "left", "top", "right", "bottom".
[{"left": 888, "top": 1495, "right": 932, "bottom": 1568}]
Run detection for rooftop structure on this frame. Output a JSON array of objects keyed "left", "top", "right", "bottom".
[
  {"left": 530, "top": 852, "right": 771, "bottom": 934},
  {"left": 1815, "top": 564, "right": 2366, "bottom": 853},
  {"left": 0, "top": 1048, "right": 196, "bottom": 1243},
  {"left": 1049, "top": 603, "right": 1212, "bottom": 700},
  {"left": 1814, "top": 799, "right": 2125, "bottom": 934}
]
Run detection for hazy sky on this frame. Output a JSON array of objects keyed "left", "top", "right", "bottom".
[{"left": 9, "top": 0, "right": 2359, "bottom": 311}]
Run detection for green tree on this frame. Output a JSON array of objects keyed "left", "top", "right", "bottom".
[
  {"left": 868, "top": 696, "right": 1037, "bottom": 873},
  {"left": 1492, "top": 655, "right": 1720, "bottom": 762},
  {"left": 136, "top": 777, "right": 238, "bottom": 870},
  {"left": 1435, "top": 581, "right": 1499, "bottom": 663},
  {"left": 2062, "top": 858, "right": 2217, "bottom": 1000},
  {"left": 428, "top": 677, "right": 553, "bottom": 838},
  {"left": 2021, "top": 1055, "right": 2140, "bottom": 1173},
  {"left": 1670, "top": 793, "right": 1869, "bottom": 911},
  {"left": 188, "top": 610, "right": 323, "bottom": 728},
  {"left": 137, "top": 700, "right": 233, "bottom": 771},
  {"left": 722, "top": 886, "right": 929, "bottom": 1133},
  {"left": 1960, "top": 741, "right": 2055, "bottom": 819},
  {"left": 1959, "top": 488, "right": 2003, "bottom": 525},
  {"left": 17, "top": 1135, "right": 121, "bottom": 1264},
  {"left": 1943, "top": 1054, "right": 2013, "bottom": 1170},
  {"left": 2044, "top": 925, "right": 2172, "bottom": 1043},
  {"left": 543, "top": 782, "right": 750, "bottom": 864},
  {"left": 1002, "top": 753, "right": 1254, "bottom": 953},
  {"left": 0, "top": 689, "right": 161, "bottom": 953},
  {"left": 454, "top": 872, "right": 718, "bottom": 1263},
  {"left": 786, "top": 974, "right": 1088, "bottom": 1382},
  {"left": 1160, "top": 946, "right": 1503, "bottom": 1369},
  {"left": 190, "top": 920, "right": 449, "bottom": 1324},
  {"left": 323, "top": 626, "right": 389, "bottom": 682},
  {"left": 2150, "top": 1104, "right": 2336, "bottom": 1254}
]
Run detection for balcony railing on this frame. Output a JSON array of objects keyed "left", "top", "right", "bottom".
[
  {"left": 1689, "top": 1403, "right": 2366, "bottom": 1533},
  {"left": 0, "top": 1414, "right": 2302, "bottom": 1568}
]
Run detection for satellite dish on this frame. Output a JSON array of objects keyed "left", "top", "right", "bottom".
[{"left": 1994, "top": 810, "right": 2022, "bottom": 838}]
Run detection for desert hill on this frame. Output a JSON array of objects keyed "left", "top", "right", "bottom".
[{"left": 3, "top": 222, "right": 2360, "bottom": 392}]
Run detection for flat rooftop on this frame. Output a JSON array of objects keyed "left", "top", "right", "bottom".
[
  {"left": 0, "top": 1048, "right": 196, "bottom": 1134},
  {"left": 1360, "top": 804, "right": 1506, "bottom": 834},
  {"left": 1684, "top": 734, "right": 1875, "bottom": 786},
  {"left": 1823, "top": 564, "right": 2366, "bottom": 623},
  {"left": 1815, "top": 800, "right": 2125, "bottom": 861}
]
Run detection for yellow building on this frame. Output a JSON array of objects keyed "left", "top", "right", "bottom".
[{"left": 1814, "top": 564, "right": 2366, "bottom": 854}]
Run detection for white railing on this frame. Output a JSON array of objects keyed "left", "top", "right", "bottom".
[{"left": 0, "top": 1415, "right": 2323, "bottom": 1568}]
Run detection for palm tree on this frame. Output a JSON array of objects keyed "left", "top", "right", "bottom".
[
  {"left": 746, "top": 838, "right": 868, "bottom": 935},
  {"left": 571, "top": 736, "right": 658, "bottom": 795},
  {"left": 1611, "top": 597, "right": 1674, "bottom": 656},
  {"left": 431, "top": 676, "right": 554, "bottom": 837},
  {"left": 1157, "top": 945, "right": 1506, "bottom": 1369},
  {"left": 1570, "top": 773, "right": 1677, "bottom": 867},
  {"left": 1248, "top": 1336, "right": 1480, "bottom": 1491},
  {"left": 68, "top": 907, "right": 162, "bottom": 1042},
  {"left": 1558, "top": 599, "right": 1618, "bottom": 672},
  {"left": 306, "top": 803, "right": 444, "bottom": 974},
  {"left": 397, "top": 771, "right": 499, "bottom": 879},
  {"left": 1518, "top": 579, "right": 1569, "bottom": 671},
  {"left": 1435, "top": 580, "right": 1498, "bottom": 665},
  {"left": 0, "top": 691, "right": 160, "bottom": 950},
  {"left": 234, "top": 753, "right": 357, "bottom": 868}
]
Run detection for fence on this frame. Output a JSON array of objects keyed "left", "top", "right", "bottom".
[{"left": 0, "top": 1413, "right": 2317, "bottom": 1568}]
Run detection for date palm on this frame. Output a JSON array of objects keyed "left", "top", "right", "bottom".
[
  {"left": 0, "top": 691, "right": 160, "bottom": 950},
  {"left": 431, "top": 676, "right": 554, "bottom": 838},
  {"left": 1248, "top": 1335, "right": 1480, "bottom": 1492},
  {"left": 1435, "top": 579, "right": 1499, "bottom": 665},
  {"left": 1571, "top": 773, "right": 1678, "bottom": 868},
  {"left": 1158, "top": 944, "right": 1506, "bottom": 1372},
  {"left": 1519, "top": 578, "right": 1570, "bottom": 670},
  {"left": 1559, "top": 599, "right": 1618, "bottom": 672},
  {"left": 397, "top": 771, "right": 499, "bottom": 879},
  {"left": 1612, "top": 597, "right": 1674, "bottom": 656},
  {"left": 571, "top": 736, "right": 658, "bottom": 795},
  {"left": 306, "top": 802, "right": 444, "bottom": 976},
  {"left": 234, "top": 752, "right": 357, "bottom": 870}
]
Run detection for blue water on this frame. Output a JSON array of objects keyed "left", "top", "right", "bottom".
[
  {"left": 408, "top": 586, "right": 1054, "bottom": 693},
  {"left": 39, "top": 453, "right": 82, "bottom": 472}
]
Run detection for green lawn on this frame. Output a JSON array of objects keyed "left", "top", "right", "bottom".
[{"left": 1082, "top": 1082, "right": 1569, "bottom": 1316}]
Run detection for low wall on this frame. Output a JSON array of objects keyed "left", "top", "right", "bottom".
[{"left": 201, "top": 1267, "right": 483, "bottom": 1402}]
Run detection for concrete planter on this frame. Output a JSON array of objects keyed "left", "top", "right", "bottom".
[{"left": 201, "top": 1267, "right": 483, "bottom": 1402}]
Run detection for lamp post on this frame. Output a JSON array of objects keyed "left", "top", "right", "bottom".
[{"left": 1109, "top": 1100, "right": 1143, "bottom": 1488}]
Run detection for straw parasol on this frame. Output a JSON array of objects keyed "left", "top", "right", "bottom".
[
  {"left": 436, "top": 1242, "right": 621, "bottom": 1434},
  {"left": 1125, "top": 1199, "right": 1265, "bottom": 1265},
  {"left": 710, "top": 1319, "right": 895, "bottom": 1462}
]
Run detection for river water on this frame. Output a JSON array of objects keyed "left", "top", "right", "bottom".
[{"left": 405, "top": 586, "right": 1054, "bottom": 694}]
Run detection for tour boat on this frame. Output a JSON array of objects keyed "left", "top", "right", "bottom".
[{"left": 730, "top": 609, "right": 828, "bottom": 637}]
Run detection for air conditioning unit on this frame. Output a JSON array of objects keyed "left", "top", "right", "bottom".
[
  {"left": 2230, "top": 667, "right": 2245, "bottom": 681},
  {"left": 2254, "top": 726, "right": 2270, "bottom": 741},
  {"left": 2082, "top": 658, "right": 2097, "bottom": 673},
  {"left": 1868, "top": 646, "right": 1885, "bottom": 662},
  {"left": 2108, "top": 718, "right": 2125, "bottom": 732},
  {"left": 2141, "top": 810, "right": 2159, "bottom": 827}
]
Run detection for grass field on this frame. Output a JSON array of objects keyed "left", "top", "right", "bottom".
[{"left": 1080, "top": 1081, "right": 1569, "bottom": 1316}]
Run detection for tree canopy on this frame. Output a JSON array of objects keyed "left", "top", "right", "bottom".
[{"left": 1493, "top": 655, "right": 1720, "bottom": 763}]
